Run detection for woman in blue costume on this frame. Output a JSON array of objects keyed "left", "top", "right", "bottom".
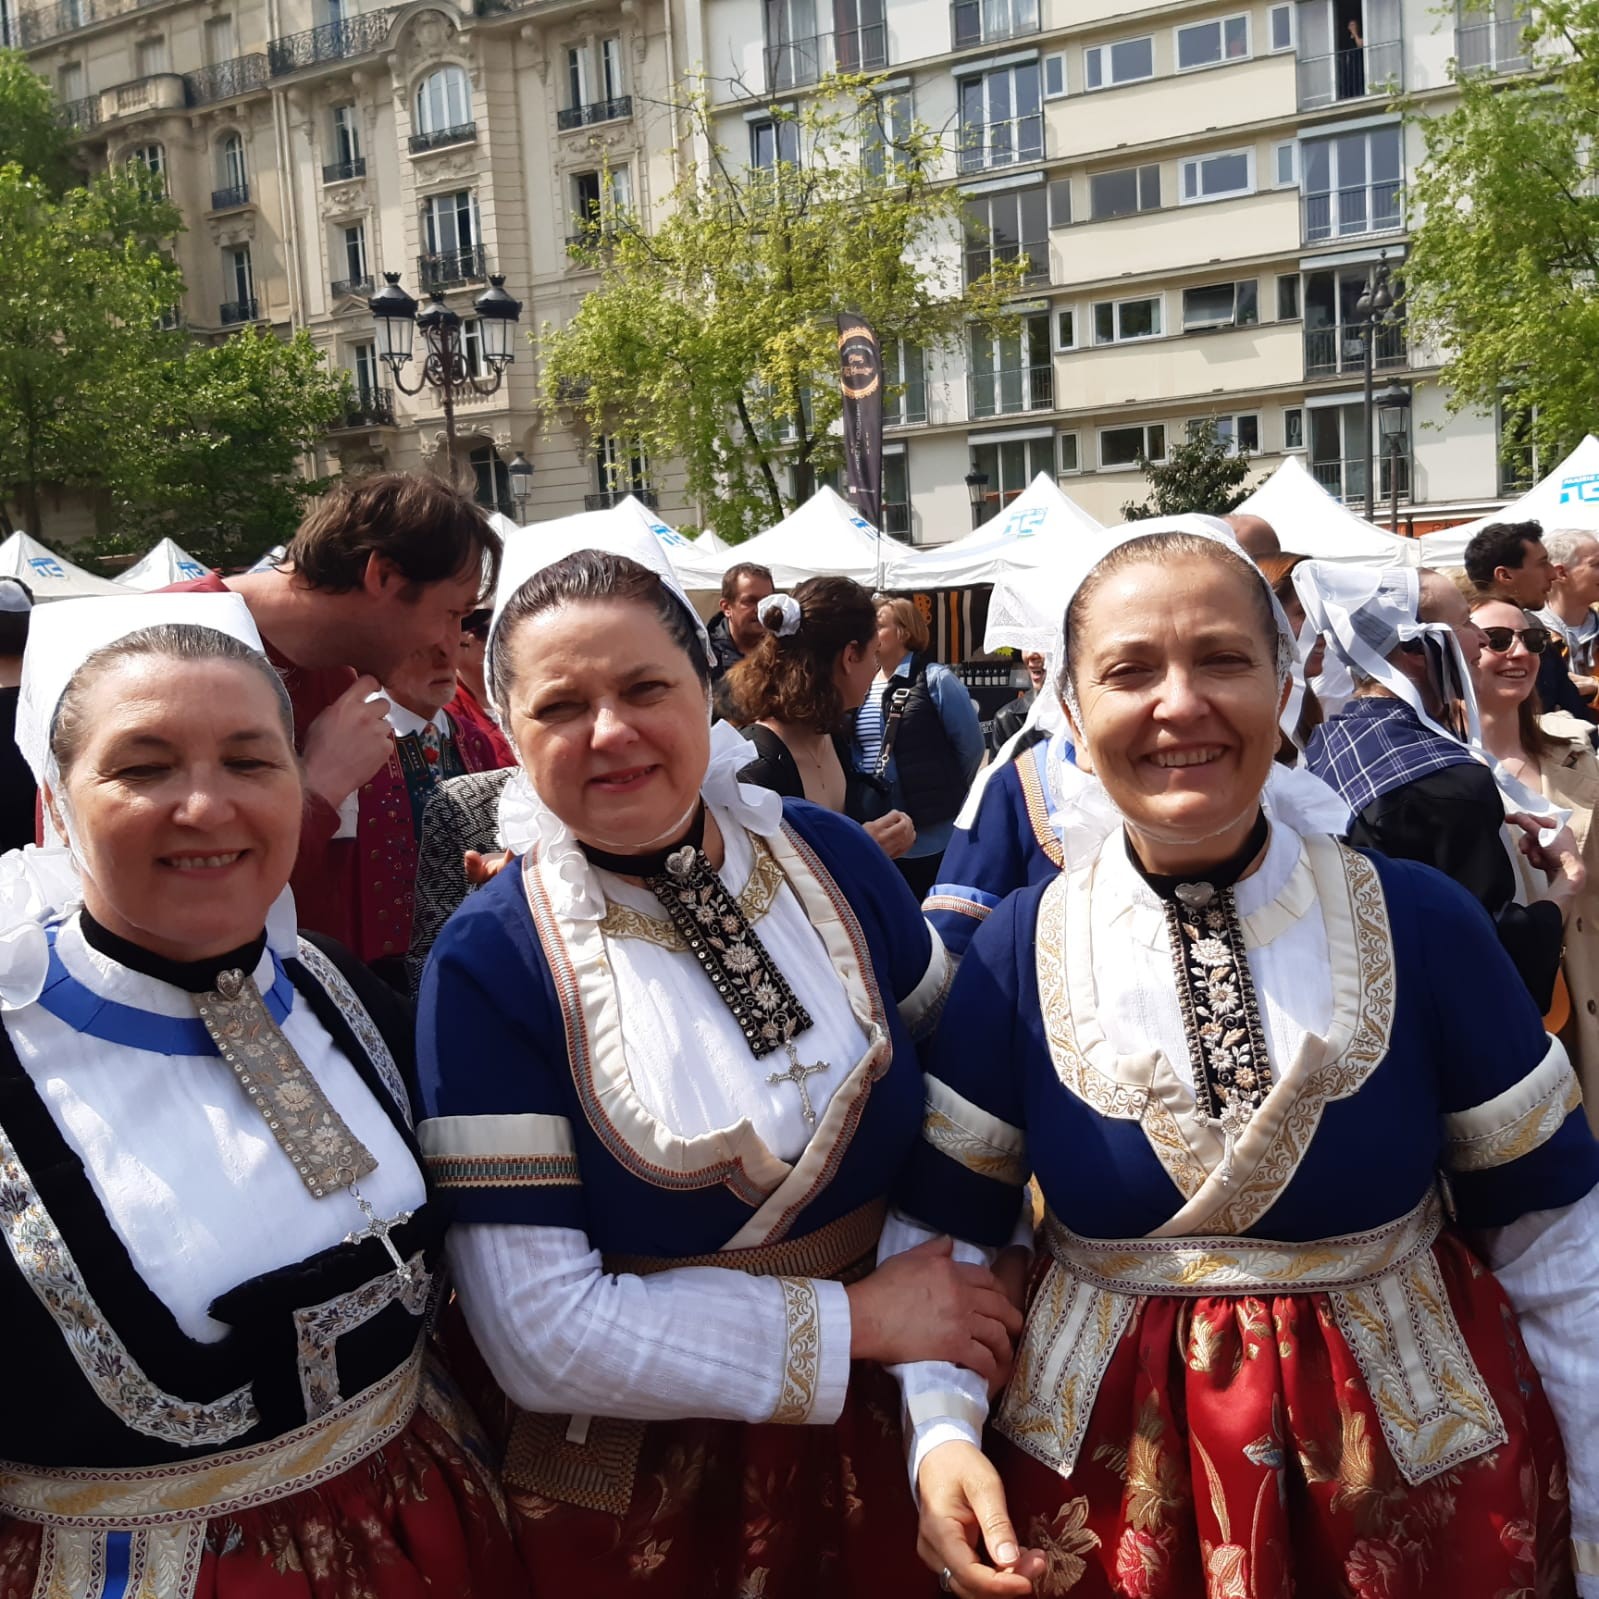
[
  {"left": 887, "top": 523, "right": 1599, "bottom": 1598},
  {"left": 415, "top": 525, "right": 1022, "bottom": 1597}
]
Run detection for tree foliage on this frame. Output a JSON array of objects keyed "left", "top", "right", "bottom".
[
  {"left": 541, "top": 82, "right": 1026, "bottom": 541},
  {"left": 1121, "top": 421, "right": 1256, "bottom": 519},
  {"left": 0, "top": 49, "right": 74, "bottom": 193},
  {"left": 1405, "top": 3, "right": 1599, "bottom": 471}
]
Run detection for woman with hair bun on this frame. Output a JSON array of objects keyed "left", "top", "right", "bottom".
[{"left": 731, "top": 576, "right": 916, "bottom": 860}]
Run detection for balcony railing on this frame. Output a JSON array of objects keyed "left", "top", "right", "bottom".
[
  {"left": 958, "top": 113, "right": 1043, "bottom": 174},
  {"left": 57, "top": 93, "right": 100, "bottom": 130},
  {"left": 330, "top": 274, "right": 374, "bottom": 299},
  {"left": 763, "top": 24, "right": 888, "bottom": 89},
  {"left": 882, "top": 501, "right": 911, "bottom": 538},
  {"left": 183, "top": 53, "right": 269, "bottom": 105},
  {"left": 17, "top": 0, "right": 96, "bottom": 47},
  {"left": 418, "top": 245, "right": 486, "bottom": 290},
  {"left": 1310, "top": 453, "right": 1412, "bottom": 504},
  {"left": 211, "top": 182, "right": 250, "bottom": 210},
  {"left": 219, "top": 297, "right": 259, "bottom": 324},
  {"left": 557, "top": 95, "right": 632, "bottom": 131},
  {"left": 951, "top": 0, "right": 1039, "bottom": 49},
  {"left": 1304, "top": 320, "right": 1407, "bottom": 378},
  {"left": 409, "top": 121, "right": 476, "bottom": 153},
  {"left": 322, "top": 155, "right": 365, "bottom": 182},
  {"left": 106, "top": 74, "right": 186, "bottom": 118},
  {"left": 1301, "top": 182, "right": 1404, "bottom": 244},
  {"left": 964, "top": 241, "right": 1048, "bottom": 289},
  {"left": 1456, "top": 19, "right": 1529, "bottom": 72},
  {"left": 585, "top": 488, "right": 658, "bottom": 510},
  {"left": 268, "top": 9, "right": 395, "bottom": 75},
  {"left": 337, "top": 386, "right": 395, "bottom": 428},
  {"left": 1297, "top": 40, "right": 1403, "bottom": 109},
  {"left": 968, "top": 364, "right": 1054, "bottom": 419}
]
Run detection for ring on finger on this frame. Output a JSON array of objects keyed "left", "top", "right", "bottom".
[{"left": 939, "top": 1568, "right": 955, "bottom": 1594}]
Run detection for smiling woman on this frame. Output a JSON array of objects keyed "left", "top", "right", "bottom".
[
  {"left": 885, "top": 522, "right": 1599, "bottom": 1599},
  {"left": 0, "top": 597, "right": 526, "bottom": 1599}
]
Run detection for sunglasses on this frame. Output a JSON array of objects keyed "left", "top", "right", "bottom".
[{"left": 1479, "top": 625, "right": 1550, "bottom": 656}]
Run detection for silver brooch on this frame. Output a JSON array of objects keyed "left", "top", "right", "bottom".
[
  {"left": 215, "top": 969, "right": 247, "bottom": 999},
  {"left": 1173, "top": 883, "right": 1215, "bottom": 910},
  {"left": 665, "top": 846, "right": 698, "bottom": 880}
]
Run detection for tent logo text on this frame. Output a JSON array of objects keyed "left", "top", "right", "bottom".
[{"left": 1558, "top": 474, "right": 1599, "bottom": 504}]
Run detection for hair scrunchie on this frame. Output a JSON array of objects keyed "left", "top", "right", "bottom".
[{"left": 760, "top": 593, "right": 803, "bottom": 637}]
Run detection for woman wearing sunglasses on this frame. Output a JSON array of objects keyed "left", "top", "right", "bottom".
[{"left": 1471, "top": 592, "right": 1599, "bottom": 1128}]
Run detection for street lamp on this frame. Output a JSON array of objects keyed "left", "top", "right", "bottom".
[
  {"left": 1353, "top": 254, "right": 1397, "bottom": 521},
  {"left": 507, "top": 451, "right": 534, "bottom": 523},
  {"left": 964, "top": 467, "right": 989, "bottom": 530},
  {"left": 1377, "top": 385, "right": 1411, "bottom": 534},
  {"left": 369, "top": 271, "right": 523, "bottom": 449}
]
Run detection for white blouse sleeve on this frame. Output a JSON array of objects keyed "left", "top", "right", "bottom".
[
  {"left": 447, "top": 1222, "right": 853, "bottom": 1426},
  {"left": 1480, "top": 1186, "right": 1599, "bottom": 1596}
]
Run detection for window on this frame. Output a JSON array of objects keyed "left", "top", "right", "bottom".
[
  {"left": 1055, "top": 307, "right": 1075, "bottom": 349},
  {"left": 1283, "top": 407, "right": 1304, "bottom": 450},
  {"left": 595, "top": 435, "right": 650, "bottom": 499},
  {"left": 422, "top": 190, "right": 479, "bottom": 269},
  {"left": 951, "top": 0, "right": 1038, "bottom": 50},
  {"left": 461, "top": 318, "right": 486, "bottom": 377},
  {"left": 127, "top": 143, "right": 164, "bottom": 181},
  {"left": 1301, "top": 125, "right": 1403, "bottom": 241},
  {"left": 414, "top": 65, "right": 471, "bottom": 136},
  {"left": 1303, "top": 266, "right": 1407, "bottom": 375},
  {"left": 750, "top": 114, "right": 801, "bottom": 171},
  {"left": 1458, "top": 0, "right": 1530, "bottom": 73},
  {"left": 862, "top": 89, "right": 910, "bottom": 183},
  {"left": 1179, "top": 148, "right": 1253, "bottom": 203},
  {"left": 765, "top": 0, "right": 819, "bottom": 88},
  {"left": 57, "top": 63, "right": 83, "bottom": 103},
  {"left": 1175, "top": 13, "right": 1248, "bottom": 70},
  {"left": 1089, "top": 163, "right": 1160, "bottom": 219},
  {"left": 1496, "top": 398, "right": 1541, "bottom": 495},
  {"left": 963, "top": 187, "right": 1047, "bottom": 286},
  {"left": 1084, "top": 35, "right": 1153, "bottom": 89},
  {"left": 1191, "top": 413, "right": 1260, "bottom": 454},
  {"left": 1181, "top": 279, "right": 1258, "bottom": 329},
  {"left": 1277, "top": 274, "right": 1300, "bottom": 319},
  {"left": 599, "top": 35, "right": 624, "bottom": 99},
  {"left": 1093, "top": 294, "right": 1162, "bottom": 344},
  {"left": 1047, "top": 176, "right": 1071, "bottom": 225},
  {"left": 571, "top": 169, "right": 602, "bottom": 233},
  {"left": 135, "top": 36, "right": 168, "bottom": 76},
  {"left": 1269, "top": 2, "right": 1293, "bottom": 49},
  {"left": 565, "top": 44, "right": 588, "bottom": 109},
  {"left": 1043, "top": 52, "right": 1066, "bottom": 96},
  {"left": 835, "top": 0, "right": 888, "bottom": 69},
  {"left": 332, "top": 103, "right": 361, "bottom": 165},
  {"left": 969, "top": 312, "right": 1052, "bottom": 417},
  {"left": 884, "top": 339, "right": 927, "bottom": 424},
  {"left": 971, "top": 435, "right": 1054, "bottom": 513},
  {"left": 470, "top": 445, "right": 512, "bottom": 515},
  {"left": 341, "top": 222, "right": 368, "bottom": 283},
  {"left": 1274, "top": 140, "right": 1297, "bottom": 186},
  {"left": 1058, "top": 432, "right": 1080, "bottom": 473},
  {"left": 204, "top": 13, "right": 235, "bottom": 61},
  {"left": 882, "top": 450, "right": 911, "bottom": 537},
  {"left": 1, "top": 0, "right": 15, "bottom": 49},
  {"left": 219, "top": 131, "right": 246, "bottom": 190},
  {"left": 225, "top": 244, "right": 253, "bottom": 304},
  {"left": 351, "top": 341, "right": 379, "bottom": 398},
  {"left": 958, "top": 62, "right": 1043, "bottom": 173},
  {"left": 1099, "top": 423, "right": 1166, "bottom": 467}
]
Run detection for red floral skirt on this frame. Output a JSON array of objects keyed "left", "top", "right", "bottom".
[
  {"left": 504, "top": 1361, "right": 937, "bottom": 1598},
  {"left": 993, "top": 1234, "right": 1573, "bottom": 1598},
  {"left": 0, "top": 1408, "right": 528, "bottom": 1599}
]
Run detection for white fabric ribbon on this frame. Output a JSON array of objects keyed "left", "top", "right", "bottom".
[{"left": 761, "top": 594, "right": 803, "bottom": 637}]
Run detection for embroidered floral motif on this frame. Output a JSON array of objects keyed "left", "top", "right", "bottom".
[
  {"left": 294, "top": 941, "right": 413, "bottom": 1128},
  {"left": 293, "top": 1256, "right": 433, "bottom": 1419},
  {"left": 1029, "top": 1496, "right": 1101, "bottom": 1594},
  {"left": 769, "top": 1277, "right": 822, "bottom": 1424},
  {"left": 599, "top": 835, "right": 786, "bottom": 952},
  {"left": 0, "top": 1124, "right": 258, "bottom": 1447}
]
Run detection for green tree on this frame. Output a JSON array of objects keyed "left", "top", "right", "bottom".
[
  {"left": 1405, "top": 3, "right": 1599, "bottom": 473},
  {"left": 1121, "top": 421, "right": 1256, "bottom": 519},
  {"left": 542, "top": 83, "right": 1026, "bottom": 541},
  {"left": 0, "top": 48, "right": 75, "bottom": 194}
]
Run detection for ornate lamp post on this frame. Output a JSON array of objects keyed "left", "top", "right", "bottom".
[
  {"left": 1353, "top": 255, "right": 1396, "bottom": 521},
  {"left": 368, "top": 271, "right": 523, "bottom": 450},
  {"left": 507, "top": 450, "right": 534, "bottom": 523},
  {"left": 965, "top": 467, "right": 990, "bottom": 530},
  {"left": 1377, "top": 385, "right": 1411, "bottom": 534}
]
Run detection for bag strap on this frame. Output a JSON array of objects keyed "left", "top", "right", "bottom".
[{"left": 873, "top": 686, "right": 913, "bottom": 780}]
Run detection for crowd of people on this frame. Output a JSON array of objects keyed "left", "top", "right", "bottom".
[{"left": 1, "top": 471, "right": 1597, "bottom": 1599}]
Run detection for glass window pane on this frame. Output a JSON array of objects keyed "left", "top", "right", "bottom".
[
  {"left": 1015, "top": 63, "right": 1040, "bottom": 115},
  {"left": 1056, "top": 308, "right": 1075, "bottom": 346},
  {"left": 1370, "top": 125, "right": 1401, "bottom": 182},
  {"left": 1238, "top": 415, "right": 1261, "bottom": 451},
  {"left": 1277, "top": 274, "right": 1300, "bottom": 318},
  {"left": 1224, "top": 15, "right": 1249, "bottom": 54},
  {"left": 1048, "top": 176, "right": 1071, "bottom": 225},
  {"left": 1183, "top": 282, "right": 1236, "bottom": 326},
  {"left": 1044, "top": 53, "right": 1065, "bottom": 94},
  {"left": 1094, "top": 302, "right": 1115, "bottom": 343},
  {"left": 1059, "top": 433, "right": 1079, "bottom": 472},
  {"left": 1285, "top": 408, "right": 1304, "bottom": 448},
  {"left": 1119, "top": 297, "right": 1158, "bottom": 338},
  {"left": 1146, "top": 424, "right": 1165, "bottom": 459},
  {"left": 1303, "top": 138, "right": 1330, "bottom": 193},
  {"left": 1111, "top": 36, "right": 1152, "bottom": 79},
  {"left": 1237, "top": 280, "right": 1259, "bottom": 323},
  {"left": 1101, "top": 426, "right": 1143, "bottom": 465},
  {"left": 1178, "top": 20, "right": 1218, "bottom": 68},
  {"left": 1090, "top": 168, "right": 1137, "bottom": 217},
  {"left": 1139, "top": 164, "right": 1161, "bottom": 206},
  {"left": 1271, "top": 4, "right": 1292, "bottom": 48},
  {"left": 1201, "top": 152, "right": 1250, "bottom": 194},
  {"left": 1085, "top": 47, "right": 1102, "bottom": 87}
]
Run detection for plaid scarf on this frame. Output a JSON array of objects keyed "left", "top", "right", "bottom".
[{"left": 1304, "top": 696, "right": 1478, "bottom": 821}]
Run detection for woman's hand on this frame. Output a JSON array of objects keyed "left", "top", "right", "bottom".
[
  {"left": 1509, "top": 815, "right": 1588, "bottom": 916},
  {"left": 464, "top": 848, "right": 515, "bottom": 886},
  {"left": 917, "top": 1439, "right": 1045, "bottom": 1596},
  {"left": 864, "top": 809, "right": 916, "bottom": 859},
  {"left": 846, "top": 1236, "right": 1022, "bottom": 1386}
]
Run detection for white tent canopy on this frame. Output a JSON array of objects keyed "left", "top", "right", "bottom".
[
  {"left": 0, "top": 532, "right": 126, "bottom": 599},
  {"left": 881, "top": 473, "right": 1101, "bottom": 589},
  {"left": 1233, "top": 456, "right": 1418, "bottom": 566},
  {"left": 117, "top": 538, "right": 210, "bottom": 591},
  {"left": 1418, "top": 435, "right": 1599, "bottom": 568},
  {"left": 688, "top": 486, "right": 889, "bottom": 589},
  {"left": 496, "top": 495, "right": 724, "bottom": 590}
]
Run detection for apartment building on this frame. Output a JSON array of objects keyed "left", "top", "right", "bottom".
[{"left": 8, "top": 0, "right": 1531, "bottom": 543}]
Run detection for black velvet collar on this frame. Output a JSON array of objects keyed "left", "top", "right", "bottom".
[
  {"left": 1125, "top": 808, "right": 1270, "bottom": 906},
  {"left": 579, "top": 802, "right": 707, "bottom": 879},
  {"left": 78, "top": 910, "right": 267, "bottom": 995}
]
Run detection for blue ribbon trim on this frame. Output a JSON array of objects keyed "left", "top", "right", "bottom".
[{"left": 36, "top": 933, "right": 295, "bottom": 1056}]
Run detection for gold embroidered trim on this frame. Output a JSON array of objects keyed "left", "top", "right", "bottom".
[
  {"left": 294, "top": 940, "right": 413, "bottom": 1129},
  {"left": 195, "top": 969, "right": 377, "bottom": 1200},
  {"left": 35, "top": 1523, "right": 206, "bottom": 1599},
  {"left": 922, "top": 894, "right": 991, "bottom": 923},
  {"left": 922, "top": 1076, "right": 1028, "bottom": 1186},
  {"left": 1017, "top": 751, "right": 1065, "bottom": 869},
  {"left": 293, "top": 1255, "right": 432, "bottom": 1418},
  {"left": 1445, "top": 1059, "right": 1582, "bottom": 1173},
  {"left": 0, "top": 1123, "right": 259, "bottom": 1450},
  {"left": 597, "top": 832, "right": 786, "bottom": 950},
  {"left": 770, "top": 1276, "right": 823, "bottom": 1424}
]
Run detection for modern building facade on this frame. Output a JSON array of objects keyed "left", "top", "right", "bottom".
[{"left": 7, "top": 0, "right": 1533, "bottom": 544}]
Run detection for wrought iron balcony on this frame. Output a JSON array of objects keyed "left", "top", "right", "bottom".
[
  {"left": 557, "top": 95, "right": 632, "bottom": 131},
  {"left": 1456, "top": 19, "right": 1529, "bottom": 72},
  {"left": 1301, "top": 182, "right": 1404, "bottom": 245},
  {"left": 322, "top": 156, "right": 365, "bottom": 182},
  {"left": 219, "top": 297, "right": 260, "bottom": 325},
  {"left": 330, "top": 275, "right": 374, "bottom": 299},
  {"left": 210, "top": 182, "right": 251, "bottom": 210},
  {"left": 57, "top": 93, "right": 100, "bottom": 131},
  {"left": 417, "top": 245, "right": 486, "bottom": 290},
  {"left": 183, "top": 54, "right": 269, "bottom": 105},
  {"left": 585, "top": 488, "right": 658, "bottom": 510},
  {"left": 951, "top": 0, "right": 1039, "bottom": 49},
  {"left": 1304, "top": 320, "right": 1407, "bottom": 379},
  {"left": 409, "top": 121, "right": 476, "bottom": 153},
  {"left": 1296, "top": 40, "right": 1403, "bottom": 109},
  {"left": 763, "top": 24, "right": 887, "bottom": 90},
  {"left": 337, "top": 386, "right": 395, "bottom": 428},
  {"left": 963, "top": 241, "right": 1048, "bottom": 290},
  {"left": 268, "top": 9, "right": 395, "bottom": 75},
  {"left": 18, "top": 0, "right": 97, "bottom": 47},
  {"left": 968, "top": 364, "right": 1054, "bottom": 420},
  {"left": 1310, "top": 453, "right": 1411, "bottom": 505}
]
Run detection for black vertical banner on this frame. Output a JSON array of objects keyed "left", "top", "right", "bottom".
[{"left": 836, "top": 313, "right": 883, "bottom": 530}]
